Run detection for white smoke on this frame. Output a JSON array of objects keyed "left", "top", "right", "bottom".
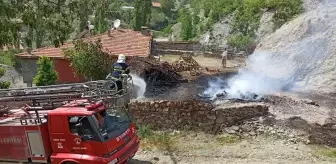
[
  {"left": 203, "top": 3, "right": 336, "bottom": 100},
  {"left": 202, "top": 77, "right": 227, "bottom": 97},
  {"left": 130, "top": 74, "right": 146, "bottom": 99},
  {"left": 227, "top": 51, "right": 299, "bottom": 98},
  {"left": 204, "top": 51, "right": 300, "bottom": 100}
]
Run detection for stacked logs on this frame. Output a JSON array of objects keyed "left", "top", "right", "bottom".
[
  {"left": 129, "top": 57, "right": 184, "bottom": 83},
  {"left": 128, "top": 57, "right": 186, "bottom": 95},
  {"left": 172, "top": 54, "right": 200, "bottom": 72}
]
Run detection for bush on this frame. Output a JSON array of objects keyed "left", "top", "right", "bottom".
[
  {"left": 0, "top": 67, "right": 10, "bottom": 89},
  {"left": 0, "top": 49, "right": 19, "bottom": 66},
  {"left": 266, "top": 0, "right": 303, "bottom": 28},
  {"left": 63, "top": 39, "right": 113, "bottom": 81},
  {"left": 149, "top": 10, "right": 168, "bottom": 30},
  {"left": 0, "top": 81, "right": 10, "bottom": 89},
  {"left": 33, "top": 56, "right": 58, "bottom": 86},
  {"left": 231, "top": 0, "right": 303, "bottom": 36},
  {"left": 136, "top": 124, "right": 152, "bottom": 139},
  {"left": 162, "top": 24, "right": 173, "bottom": 34},
  {"left": 227, "top": 35, "right": 254, "bottom": 51}
]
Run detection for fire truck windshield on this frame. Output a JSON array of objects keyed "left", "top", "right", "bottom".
[{"left": 92, "top": 107, "right": 131, "bottom": 141}]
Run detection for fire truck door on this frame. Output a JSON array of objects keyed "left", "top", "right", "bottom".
[{"left": 67, "top": 116, "right": 96, "bottom": 154}]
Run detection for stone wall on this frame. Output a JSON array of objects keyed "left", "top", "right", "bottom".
[{"left": 128, "top": 100, "right": 269, "bottom": 133}]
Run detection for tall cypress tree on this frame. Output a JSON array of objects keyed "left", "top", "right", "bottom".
[{"left": 132, "top": 0, "right": 152, "bottom": 31}]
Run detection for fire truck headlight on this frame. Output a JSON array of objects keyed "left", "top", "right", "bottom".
[{"left": 108, "top": 159, "right": 118, "bottom": 164}]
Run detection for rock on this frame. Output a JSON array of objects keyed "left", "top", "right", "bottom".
[
  {"left": 277, "top": 129, "right": 285, "bottom": 133},
  {"left": 306, "top": 139, "right": 311, "bottom": 144},
  {"left": 226, "top": 129, "right": 237, "bottom": 134},
  {"left": 207, "top": 115, "right": 217, "bottom": 120},
  {"left": 153, "top": 157, "right": 160, "bottom": 161},
  {"left": 288, "top": 138, "right": 296, "bottom": 143},
  {"left": 231, "top": 126, "right": 240, "bottom": 131},
  {"left": 288, "top": 134, "right": 295, "bottom": 138},
  {"left": 249, "top": 131, "right": 257, "bottom": 136}
]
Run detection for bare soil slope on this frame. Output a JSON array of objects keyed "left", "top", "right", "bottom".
[{"left": 256, "top": 5, "right": 336, "bottom": 93}]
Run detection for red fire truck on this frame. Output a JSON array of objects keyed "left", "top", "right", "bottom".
[{"left": 0, "top": 76, "right": 139, "bottom": 164}]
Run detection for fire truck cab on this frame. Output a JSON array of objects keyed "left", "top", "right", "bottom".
[{"left": 0, "top": 76, "right": 139, "bottom": 164}]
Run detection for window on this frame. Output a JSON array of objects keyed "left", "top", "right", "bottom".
[
  {"left": 68, "top": 116, "right": 101, "bottom": 142},
  {"left": 91, "top": 108, "right": 131, "bottom": 140}
]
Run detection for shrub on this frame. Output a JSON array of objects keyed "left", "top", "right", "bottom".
[
  {"left": 0, "top": 67, "right": 10, "bottom": 89},
  {"left": 227, "top": 34, "right": 254, "bottom": 51},
  {"left": 33, "top": 56, "right": 58, "bottom": 86}
]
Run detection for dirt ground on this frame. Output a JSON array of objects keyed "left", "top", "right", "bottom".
[
  {"left": 129, "top": 132, "right": 336, "bottom": 164},
  {"left": 134, "top": 54, "right": 336, "bottom": 164}
]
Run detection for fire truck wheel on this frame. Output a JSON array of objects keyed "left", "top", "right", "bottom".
[{"left": 63, "top": 162, "right": 78, "bottom": 164}]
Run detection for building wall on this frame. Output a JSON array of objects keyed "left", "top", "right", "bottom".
[
  {"left": 20, "top": 58, "right": 82, "bottom": 86},
  {"left": 21, "top": 59, "right": 38, "bottom": 86},
  {"left": 53, "top": 59, "right": 82, "bottom": 83}
]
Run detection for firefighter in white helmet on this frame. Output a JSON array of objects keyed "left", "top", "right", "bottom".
[{"left": 108, "top": 54, "right": 130, "bottom": 93}]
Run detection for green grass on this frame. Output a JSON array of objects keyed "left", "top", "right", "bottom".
[
  {"left": 136, "top": 124, "right": 177, "bottom": 151},
  {"left": 216, "top": 134, "right": 242, "bottom": 145},
  {"left": 312, "top": 146, "right": 336, "bottom": 158}
]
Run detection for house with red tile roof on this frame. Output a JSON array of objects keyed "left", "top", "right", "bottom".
[
  {"left": 17, "top": 28, "right": 153, "bottom": 86},
  {"left": 151, "top": 2, "right": 161, "bottom": 8}
]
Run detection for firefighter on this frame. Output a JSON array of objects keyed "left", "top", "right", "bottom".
[{"left": 108, "top": 54, "right": 130, "bottom": 93}]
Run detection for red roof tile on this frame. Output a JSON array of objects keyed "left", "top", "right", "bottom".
[
  {"left": 16, "top": 29, "right": 152, "bottom": 59},
  {"left": 152, "top": 2, "right": 161, "bottom": 7}
]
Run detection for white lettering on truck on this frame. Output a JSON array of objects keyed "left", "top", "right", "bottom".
[
  {"left": 0, "top": 137, "right": 22, "bottom": 144},
  {"left": 116, "top": 129, "right": 130, "bottom": 142}
]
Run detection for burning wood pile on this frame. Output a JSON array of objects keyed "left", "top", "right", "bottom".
[
  {"left": 199, "top": 90, "right": 263, "bottom": 103},
  {"left": 172, "top": 54, "right": 201, "bottom": 72}
]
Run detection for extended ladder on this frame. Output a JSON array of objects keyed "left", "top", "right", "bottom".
[{"left": 0, "top": 75, "right": 134, "bottom": 108}]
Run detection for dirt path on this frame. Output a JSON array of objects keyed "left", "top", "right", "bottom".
[{"left": 129, "top": 132, "right": 336, "bottom": 164}]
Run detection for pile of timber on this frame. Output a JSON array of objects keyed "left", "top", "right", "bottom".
[
  {"left": 172, "top": 54, "right": 200, "bottom": 72},
  {"left": 129, "top": 57, "right": 186, "bottom": 87}
]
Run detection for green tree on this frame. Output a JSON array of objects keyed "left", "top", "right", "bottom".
[
  {"left": 150, "top": 10, "right": 167, "bottom": 30},
  {"left": 160, "top": 0, "right": 175, "bottom": 15},
  {"left": 0, "top": 68, "right": 10, "bottom": 89},
  {"left": 180, "top": 13, "right": 193, "bottom": 41},
  {"left": 132, "top": 0, "right": 152, "bottom": 30},
  {"left": 33, "top": 56, "right": 58, "bottom": 86},
  {"left": 63, "top": 40, "right": 113, "bottom": 81}
]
